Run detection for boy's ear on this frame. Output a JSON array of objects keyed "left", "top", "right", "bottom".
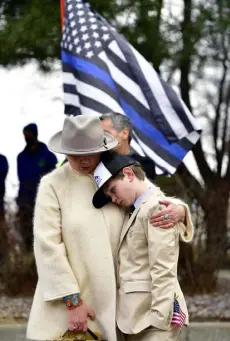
[{"left": 122, "top": 167, "right": 135, "bottom": 181}]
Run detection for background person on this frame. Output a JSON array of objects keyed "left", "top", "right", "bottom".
[
  {"left": 0, "top": 153, "right": 8, "bottom": 216},
  {"left": 0, "top": 153, "right": 9, "bottom": 263},
  {"left": 17, "top": 123, "right": 57, "bottom": 251},
  {"left": 100, "top": 112, "right": 156, "bottom": 182}
]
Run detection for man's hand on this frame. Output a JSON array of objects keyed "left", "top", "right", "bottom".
[
  {"left": 68, "top": 302, "right": 95, "bottom": 333},
  {"left": 150, "top": 200, "right": 186, "bottom": 229}
]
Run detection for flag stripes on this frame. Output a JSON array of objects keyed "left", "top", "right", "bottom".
[{"left": 61, "top": 0, "right": 201, "bottom": 174}]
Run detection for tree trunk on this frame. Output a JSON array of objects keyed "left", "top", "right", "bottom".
[
  {"left": 205, "top": 180, "right": 229, "bottom": 268},
  {"left": 190, "top": 180, "right": 229, "bottom": 293}
]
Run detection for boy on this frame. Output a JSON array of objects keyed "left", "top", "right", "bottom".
[{"left": 93, "top": 153, "right": 190, "bottom": 341}]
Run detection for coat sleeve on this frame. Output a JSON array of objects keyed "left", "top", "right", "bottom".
[
  {"left": 167, "top": 197, "right": 194, "bottom": 243},
  {"left": 143, "top": 206, "right": 179, "bottom": 329},
  {"left": 33, "top": 176, "right": 80, "bottom": 302}
]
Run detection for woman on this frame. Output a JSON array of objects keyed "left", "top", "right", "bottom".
[{"left": 27, "top": 115, "right": 193, "bottom": 341}]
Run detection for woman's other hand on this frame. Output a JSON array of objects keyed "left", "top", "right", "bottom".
[{"left": 68, "top": 302, "right": 95, "bottom": 333}]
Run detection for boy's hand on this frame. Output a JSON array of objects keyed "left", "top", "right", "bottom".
[
  {"left": 150, "top": 201, "right": 185, "bottom": 229},
  {"left": 68, "top": 302, "right": 95, "bottom": 333}
]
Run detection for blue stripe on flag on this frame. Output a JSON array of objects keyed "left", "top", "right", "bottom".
[
  {"left": 62, "top": 50, "right": 117, "bottom": 92},
  {"left": 121, "top": 101, "right": 187, "bottom": 161},
  {"left": 62, "top": 50, "right": 186, "bottom": 161}
]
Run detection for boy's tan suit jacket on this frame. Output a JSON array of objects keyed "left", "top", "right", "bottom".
[{"left": 116, "top": 186, "right": 190, "bottom": 335}]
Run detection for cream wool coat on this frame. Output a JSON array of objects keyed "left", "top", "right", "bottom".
[{"left": 27, "top": 164, "right": 193, "bottom": 341}]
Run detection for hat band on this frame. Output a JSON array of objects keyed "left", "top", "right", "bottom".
[{"left": 61, "top": 138, "right": 108, "bottom": 153}]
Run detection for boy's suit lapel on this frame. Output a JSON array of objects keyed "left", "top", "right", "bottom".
[
  {"left": 118, "top": 186, "right": 160, "bottom": 250},
  {"left": 118, "top": 205, "right": 141, "bottom": 250},
  {"left": 119, "top": 200, "right": 146, "bottom": 248}
]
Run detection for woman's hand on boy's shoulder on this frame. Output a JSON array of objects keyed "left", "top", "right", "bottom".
[{"left": 149, "top": 200, "right": 185, "bottom": 229}]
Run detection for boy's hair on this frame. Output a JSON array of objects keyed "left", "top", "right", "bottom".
[{"left": 114, "top": 162, "right": 145, "bottom": 181}]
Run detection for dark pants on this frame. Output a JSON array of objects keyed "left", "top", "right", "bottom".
[{"left": 17, "top": 205, "right": 34, "bottom": 252}]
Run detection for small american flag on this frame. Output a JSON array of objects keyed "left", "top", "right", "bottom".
[{"left": 171, "top": 299, "right": 186, "bottom": 327}]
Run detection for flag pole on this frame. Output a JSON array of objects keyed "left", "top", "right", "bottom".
[{"left": 60, "top": 0, "right": 65, "bottom": 29}]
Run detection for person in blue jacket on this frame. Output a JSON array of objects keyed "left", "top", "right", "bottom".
[
  {"left": 17, "top": 123, "right": 57, "bottom": 251},
  {"left": 0, "top": 154, "right": 8, "bottom": 216}
]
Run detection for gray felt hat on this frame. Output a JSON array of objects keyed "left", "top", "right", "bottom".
[{"left": 48, "top": 115, "right": 118, "bottom": 155}]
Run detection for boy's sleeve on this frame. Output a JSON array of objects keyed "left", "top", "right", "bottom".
[
  {"left": 167, "top": 197, "right": 194, "bottom": 243},
  {"left": 143, "top": 205, "right": 178, "bottom": 329}
]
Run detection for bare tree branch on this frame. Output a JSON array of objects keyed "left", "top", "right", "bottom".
[
  {"left": 176, "top": 163, "right": 206, "bottom": 210},
  {"left": 213, "top": 59, "right": 228, "bottom": 175},
  {"left": 192, "top": 140, "right": 213, "bottom": 183}
]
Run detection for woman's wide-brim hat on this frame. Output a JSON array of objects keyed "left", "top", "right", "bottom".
[{"left": 48, "top": 115, "right": 118, "bottom": 155}]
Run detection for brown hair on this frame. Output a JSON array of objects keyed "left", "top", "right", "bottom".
[{"left": 114, "top": 162, "right": 145, "bottom": 181}]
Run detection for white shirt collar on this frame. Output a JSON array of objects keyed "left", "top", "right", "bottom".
[{"left": 134, "top": 187, "right": 153, "bottom": 209}]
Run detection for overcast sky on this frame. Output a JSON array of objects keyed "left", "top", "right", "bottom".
[{"left": 0, "top": 62, "right": 66, "bottom": 200}]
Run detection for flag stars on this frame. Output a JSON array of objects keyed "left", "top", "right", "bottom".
[
  {"left": 76, "top": 46, "right": 82, "bottom": 54},
  {"left": 90, "top": 24, "right": 98, "bottom": 30},
  {"left": 74, "top": 37, "right": 80, "bottom": 44},
  {"left": 102, "top": 26, "right": 108, "bottom": 31},
  {"left": 82, "top": 33, "right": 89, "bottom": 41},
  {"left": 95, "top": 41, "right": 102, "bottom": 48},
  {"left": 72, "top": 29, "right": 77, "bottom": 36},
  {"left": 76, "top": 3, "right": 83, "bottom": 9},
  {"left": 84, "top": 42, "right": 91, "bottom": 49},
  {"left": 102, "top": 34, "right": 110, "bottom": 41},
  {"left": 80, "top": 25, "right": 87, "bottom": 32},
  {"left": 67, "top": 4, "right": 73, "bottom": 11},
  {"left": 93, "top": 32, "right": 99, "bottom": 39},
  {"left": 69, "top": 12, "right": 74, "bottom": 19},
  {"left": 70, "top": 21, "right": 76, "bottom": 28},
  {"left": 78, "top": 10, "right": 84, "bottom": 16},
  {"left": 89, "top": 17, "right": 96, "bottom": 23},
  {"left": 79, "top": 18, "right": 86, "bottom": 24},
  {"left": 86, "top": 51, "right": 94, "bottom": 58}
]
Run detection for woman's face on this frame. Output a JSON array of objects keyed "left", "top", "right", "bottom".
[{"left": 67, "top": 154, "right": 101, "bottom": 174}]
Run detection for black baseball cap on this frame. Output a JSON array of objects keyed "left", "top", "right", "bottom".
[{"left": 93, "top": 152, "right": 136, "bottom": 209}]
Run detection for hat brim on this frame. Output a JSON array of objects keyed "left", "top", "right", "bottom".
[
  {"left": 92, "top": 187, "right": 111, "bottom": 209},
  {"left": 48, "top": 131, "right": 118, "bottom": 155}
]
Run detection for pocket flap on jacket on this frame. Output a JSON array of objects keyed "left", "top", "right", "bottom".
[{"left": 123, "top": 281, "right": 151, "bottom": 293}]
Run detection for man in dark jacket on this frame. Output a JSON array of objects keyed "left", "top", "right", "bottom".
[
  {"left": 0, "top": 154, "right": 8, "bottom": 262},
  {"left": 0, "top": 154, "right": 8, "bottom": 215},
  {"left": 100, "top": 113, "right": 156, "bottom": 182},
  {"left": 17, "top": 123, "right": 57, "bottom": 250}
]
